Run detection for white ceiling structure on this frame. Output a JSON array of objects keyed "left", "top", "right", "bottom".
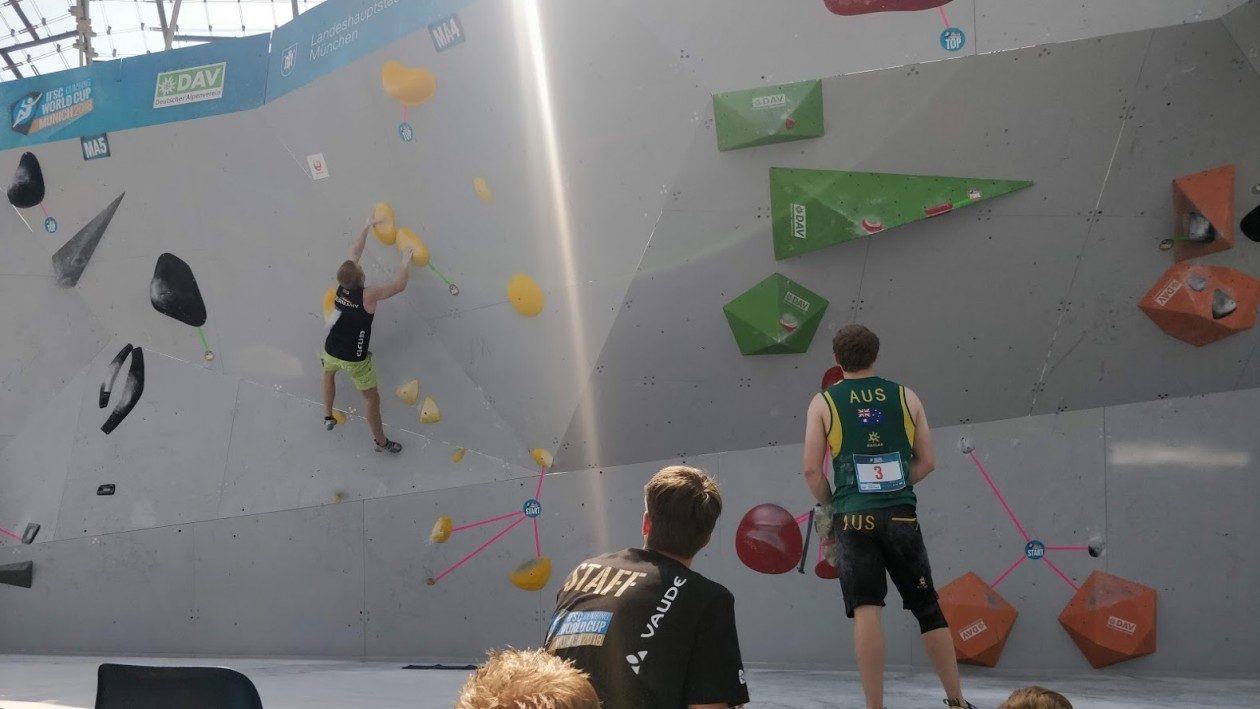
[{"left": 0, "top": 0, "right": 327, "bottom": 80}]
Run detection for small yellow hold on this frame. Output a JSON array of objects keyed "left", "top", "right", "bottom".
[
  {"left": 322, "top": 287, "right": 337, "bottom": 322},
  {"left": 473, "top": 177, "right": 493, "bottom": 204},
  {"left": 419, "top": 396, "right": 442, "bottom": 424},
  {"left": 507, "top": 273, "right": 545, "bottom": 317},
  {"left": 333, "top": 491, "right": 346, "bottom": 504},
  {"left": 381, "top": 60, "right": 437, "bottom": 107},
  {"left": 395, "top": 379, "right": 420, "bottom": 406},
  {"left": 372, "top": 202, "right": 397, "bottom": 245},
  {"left": 510, "top": 556, "right": 553, "bottom": 592},
  {"left": 531, "top": 448, "right": 554, "bottom": 469},
  {"left": 395, "top": 227, "right": 431, "bottom": 267},
  {"left": 451, "top": 447, "right": 467, "bottom": 463},
  {"left": 429, "top": 516, "right": 453, "bottom": 544},
  {"left": 332, "top": 410, "right": 347, "bottom": 425}
]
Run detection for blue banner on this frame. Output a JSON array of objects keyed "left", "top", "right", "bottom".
[
  {"left": 1, "top": 34, "right": 269, "bottom": 151},
  {"left": 266, "top": 0, "right": 472, "bottom": 101}
]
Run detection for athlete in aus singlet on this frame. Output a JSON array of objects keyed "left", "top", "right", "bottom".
[
  {"left": 803, "top": 325, "right": 974, "bottom": 709},
  {"left": 321, "top": 213, "right": 413, "bottom": 453}
]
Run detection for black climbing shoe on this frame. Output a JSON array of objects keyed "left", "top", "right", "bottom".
[
  {"left": 324, "top": 416, "right": 337, "bottom": 431},
  {"left": 375, "top": 438, "right": 402, "bottom": 454},
  {"left": 944, "top": 700, "right": 978, "bottom": 709}
]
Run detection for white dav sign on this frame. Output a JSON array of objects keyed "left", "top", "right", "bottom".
[
  {"left": 154, "top": 62, "right": 227, "bottom": 108},
  {"left": 307, "top": 153, "right": 330, "bottom": 181}
]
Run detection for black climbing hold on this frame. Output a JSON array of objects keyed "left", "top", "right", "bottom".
[
  {"left": 1088, "top": 540, "right": 1104, "bottom": 558},
  {"left": 1212, "top": 289, "right": 1237, "bottom": 320},
  {"left": 21, "top": 522, "right": 39, "bottom": 545},
  {"left": 1184, "top": 212, "right": 1216, "bottom": 243},
  {"left": 53, "top": 193, "right": 123, "bottom": 287},
  {"left": 1187, "top": 274, "right": 1208, "bottom": 292},
  {"left": 100, "top": 344, "right": 134, "bottom": 408},
  {"left": 97, "top": 484, "right": 116, "bottom": 496},
  {"left": 150, "top": 253, "right": 207, "bottom": 327},
  {"left": 102, "top": 347, "right": 144, "bottom": 435},
  {"left": 1242, "top": 204, "right": 1260, "bottom": 242},
  {"left": 0, "top": 561, "right": 33, "bottom": 589},
  {"left": 6, "top": 152, "right": 45, "bottom": 209}
]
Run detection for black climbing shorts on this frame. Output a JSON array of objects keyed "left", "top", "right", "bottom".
[{"left": 833, "top": 505, "right": 939, "bottom": 618}]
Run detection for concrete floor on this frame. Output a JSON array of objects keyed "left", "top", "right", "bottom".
[{"left": 1, "top": 655, "right": 1257, "bottom": 708}]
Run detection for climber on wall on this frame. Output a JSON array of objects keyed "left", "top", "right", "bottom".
[
  {"left": 322, "top": 213, "right": 413, "bottom": 453},
  {"left": 802, "top": 324, "right": 973, "bottom": 709}
]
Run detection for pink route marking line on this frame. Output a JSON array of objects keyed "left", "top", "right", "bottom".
[
  {"left": 533, "top": 518, "right": 541, "bottom": 557},
  {"left": 938, "top": 5, "right": 951, "bottom": 27},
  {"left": 991, "top": 555, "right": 1026, "bottom": 589},
  {"left": 1042, "top": 555, "right": 1080, "bottom": 591},
  {"left": 1045, "top": 545, "right": 1088, "bottom": 552},
  {"left": 432, "top": 515, "right": 528, "bottom": 585},
  {"left": 534, "top": 464, "right": 546, "bottom": 501},
  {"left": 0, "top": 525, "right": 22, "bottom": 541},
  {"left": 967, "top": 450, "right": 1031, "bottom": 542},
  {"left": 451, "top": 510, "right": 524, "bottom": 534}
]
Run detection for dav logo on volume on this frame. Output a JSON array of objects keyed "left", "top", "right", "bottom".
[{"left": 154, "top": 62, "right": 227, "bottom": 109}]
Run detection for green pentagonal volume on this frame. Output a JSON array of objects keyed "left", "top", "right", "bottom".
[
  {"left": 723, "top": 273, "right": 829, "bottom": 355},
  {"left": 713, "top": 79, "right": 824, "bottom": 152},
  {"left": 771, "top": 168, "right": 1034, "bottom": 260}
]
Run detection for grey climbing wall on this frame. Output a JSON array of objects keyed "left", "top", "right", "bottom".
[{"left": 1, "top": 0, "right": 1259, "bottom": 680}]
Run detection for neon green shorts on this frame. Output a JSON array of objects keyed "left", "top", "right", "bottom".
[{"left": 321, "top": 351, "right": 377, "bottom": 391}]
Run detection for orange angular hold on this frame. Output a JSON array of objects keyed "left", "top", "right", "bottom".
[
  {"left": 1139, "top": 263, "right": 1260, "bottom": 346},
  {"left": 1172, "top": 164, "right": 1235, "bottom": 261},
  {"left": 1059, "top": 571, "right": 1157, "bottom": 669},
  {"left": 938, "top": 572, "right": 1019, "bottom": 667}
]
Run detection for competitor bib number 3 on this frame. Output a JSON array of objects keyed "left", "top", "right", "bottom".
[{"left": 853, "top": 452, "right": 906, "bottom": 493}]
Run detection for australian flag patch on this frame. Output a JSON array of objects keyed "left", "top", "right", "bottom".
[{"left": 857, "top": 408, "right": 884, "bottom": 425}]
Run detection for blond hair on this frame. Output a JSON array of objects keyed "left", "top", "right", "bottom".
[
  {"left": 456, "top": 648, "right": 601, "bottom": 709},
  {"left": 999, "top": 686, "right": 1073, "bottom": 709},
  {"left": 644, "top": 465, "right": 723, "bottom": 559}
]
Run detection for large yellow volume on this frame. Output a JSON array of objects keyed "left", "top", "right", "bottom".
[
  {"left": 381, "top": 61, "right": 436, "bottom": 106},
  {"left": 510, "top": 556, "right": 553, "bottom": 591},
  {"left": 372, "top": 202, "right": 397, "bottom": 245},
  {"left": 507, "top": 273, "right": 544, "bottom": 317},
  {"left": 395, "top": 228, "right": 431, "bottom": 267}
]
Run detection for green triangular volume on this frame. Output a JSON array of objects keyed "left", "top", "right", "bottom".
[
  {"left": 770, "top": 168, "right": 1034, "bottom": 260},
  {"left": 713, "top": 80, "right": 824, "bottom": 152},
  {"left": 723, "top": 273, "right": 829, "bottom": 355}
]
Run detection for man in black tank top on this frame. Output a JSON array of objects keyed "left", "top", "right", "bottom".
[{"left": 321, "top": 215, "right": 413, "bottom": 453}]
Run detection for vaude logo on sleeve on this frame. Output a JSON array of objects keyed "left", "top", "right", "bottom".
[
  {"left": 791, "top": 203, "right": 807, "bottom": 239},
  {"left": 154, "top": 62, "right": 227, "bottom": 108},
  {"left": 1154, "top": 279, "right": 1183, "bottom": 307},
  {"left": 10, "top": 79, "right": 95, "bottom": 136},
  {"left": 959, "top": 619, "right": 988, "bottom": 642},
  {"left": 752, "top": 93, "right": 787, "bottom": 109},
  {"left": 1106, "top": 615, "right": 1137, "bottom": 635}
]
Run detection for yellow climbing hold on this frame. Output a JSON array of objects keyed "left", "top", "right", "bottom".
[
  {"left": 395, "top": 227, "right": 430, "bottom": 267},
  {"left": 381, "top": 61, "right": 436, "bottom": 106},
  {"left": 419, "top": 396, "right": 442, "bottom": 424},
  {"left": 451, "top": 447, "right": 467, "bottom": 463},
  {"left": 395, "top": 379, "right": 419, "bottom": 406},
  {"left": 510, "top": 556, "right": 553, "bottom": 591},
  {"left": 429, "top": 516, "right": 453, "bottom": 544},
  {"left": 332, "top": 410, "right": 347, "bottom": 425},
  {"left": 473, "top": 177, "right": 493, "bottom": 204},
  {"left": 531, "top": 448, "right": 554, "bottom": 469},
  {"left": 322, "top": 287, "right": 337, "bottom": 322},
  {"left": 372, "top": 202, "right": 397, "bottom": 245},
  {"left": 507, "top": 273, "right": 544, "bottom": 317}
]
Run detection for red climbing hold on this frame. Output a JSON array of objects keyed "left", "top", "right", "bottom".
[
  {"left": 735, "top": 504, "right": 803, "bottom": 575},
  {"left": 824, "top": 1, "right": 953, "bottom": 17}
]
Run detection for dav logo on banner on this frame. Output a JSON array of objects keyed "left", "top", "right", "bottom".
[
  {"left": 10, "top": 78, "right": 95, "bottom": 136},
  {"left": 154, "top": 62, "right": 227, "bottom": 109}
]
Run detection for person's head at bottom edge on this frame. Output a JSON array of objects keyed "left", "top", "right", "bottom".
[
  {"left": 999, "top": 686, "right": 1073, "bottom": 709},
  {"left": 643, "top": 464, "right": 723, "bottom": 564},
  {"left": 456, "top": 647, "right": 601, "bottom": 709}
]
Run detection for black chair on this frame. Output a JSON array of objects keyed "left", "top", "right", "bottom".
[{"left": 95, "top": 663, "right": 264, "bottom": 709}]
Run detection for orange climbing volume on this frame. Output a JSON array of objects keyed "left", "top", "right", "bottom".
[
  {"left": 1139, "top": 263, "right": 1260, "bottom": 346},
  {"left": 938, "top": 572, "right": 1018, "bottom": 667},
  {"left": 1059, "top": 571, "right": 1157, "bottom": 668},
  {"left": 1172, "top": 164, "right": 1234, "bottom": 262}
]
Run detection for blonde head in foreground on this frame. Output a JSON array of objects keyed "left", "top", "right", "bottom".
[
  {"left": 456, "top": 648, "right": 601, "bottom": 709},
  {"left": 999, "top": 686, "right": 1073, "bottom": 709}
]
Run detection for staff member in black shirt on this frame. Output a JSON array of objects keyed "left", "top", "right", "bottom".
[{"left": 547, "top": 465, "right": 749, "bottom": 709}]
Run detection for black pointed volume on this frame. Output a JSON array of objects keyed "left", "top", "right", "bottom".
[
  {"left": 53, "top": 193, "right": 123, "bottom": 287},
  {"left": 6, "top": 152, "right": 45, "bottom": 209},
  {"left": 1242, "top": 204, "right": 1260, "bottom": 243},
  {"left": 150, "top": 253, "right": 207, "bottom": 327},
  {"left": 21, "top": 523, "right": 40, "bottom": 544},
  {"left": 0, "top": 561, "right": 33, "bottom": 588},
  {"left": 102, "top": 347, "right": 144, "bottom": 435},
  {"left": 100, "top": 344, "right": 134, "bottom": 408}
]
